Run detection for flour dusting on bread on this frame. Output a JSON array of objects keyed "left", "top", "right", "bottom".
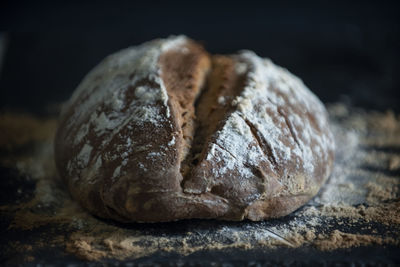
[
  {"left": 61, "top": 36, "right": 189, "bottom": 178},
  {"left": 55, "top": 36, "right": 334, "bottom": 222}
]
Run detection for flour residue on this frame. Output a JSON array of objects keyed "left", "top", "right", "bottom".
[{"left": 1, "top": 103, "right": 399, "bottom": 262}]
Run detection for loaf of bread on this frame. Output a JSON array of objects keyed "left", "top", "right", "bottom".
[{"left": 54, "top": 36, "right": 335, "bottom": 222}]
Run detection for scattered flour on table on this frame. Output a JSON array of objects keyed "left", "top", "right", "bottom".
[{"left": 0, "top": 102, "right": 399, "bottom": 261}]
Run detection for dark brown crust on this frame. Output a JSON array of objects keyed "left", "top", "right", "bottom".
[
  {"left": 159, "top": 41, "right": 211, "bottom": 177},
  {"left": 181, "top": 55, "right": 247, "bottom": 185},
  {"left": 55, "top": 36, "right": 335, "bottom": 222}
]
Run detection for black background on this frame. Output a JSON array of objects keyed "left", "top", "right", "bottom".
[{"left": 0, "top": 0, "right": 399, "bottom": 115}]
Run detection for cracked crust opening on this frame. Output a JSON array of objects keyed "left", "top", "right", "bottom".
[{"left": 158, "top": 40, "right": 211, "bottom": 177}]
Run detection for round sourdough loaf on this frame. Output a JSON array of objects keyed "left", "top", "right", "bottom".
[{"left": 54, "top": 36, "right": 335, "bottom": 222}]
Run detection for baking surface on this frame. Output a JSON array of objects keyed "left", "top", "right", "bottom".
[{"left": 0, "top": 103, "right": 399, "bottom": 265}]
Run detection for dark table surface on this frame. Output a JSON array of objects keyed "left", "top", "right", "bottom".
[{"left": 0, "top": 1, "right": 400, "bottom": 265}]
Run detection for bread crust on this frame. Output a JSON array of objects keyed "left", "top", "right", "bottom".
[{"left": 55, "top": 36, "right": 335, "bottom": 222}]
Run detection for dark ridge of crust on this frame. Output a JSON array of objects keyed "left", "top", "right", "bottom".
[
  {"left": 159, "top": 41, "right": 211, "bottom": 176},
  {"left": 180, "top": 55, "right": 248, "bottom": 187},
  {"left": 159, "top": 41, "right": 210, "bottom": 171}
]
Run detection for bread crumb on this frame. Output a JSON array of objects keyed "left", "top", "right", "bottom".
[
  {"left": 314, "top": 230, "right": 398, "bottom": 251},
  {"left": 389, "top": 155, "right": 400, "bottom": 170}
]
